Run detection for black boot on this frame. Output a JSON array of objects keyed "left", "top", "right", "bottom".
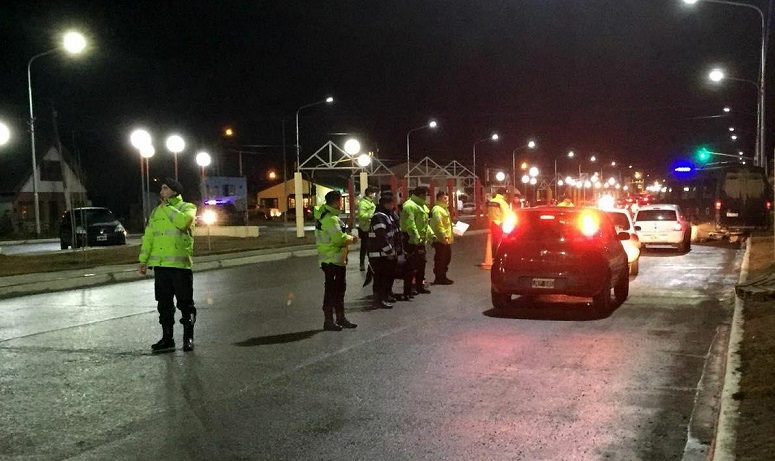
[
  {"left": 323, "top": 306, "right": 342, "bottom": 331},
  {"left": 151, "top": 325, "right": 175, "bottom": 353},
  {"left": 335, "top": 305, "right": 357, "bottom": 329},
  {"left": 182, "top": 318, "right": 195, "bottom": 352},
  {"left": 416, "top": 283, "right": 431, "bottom": 294}
]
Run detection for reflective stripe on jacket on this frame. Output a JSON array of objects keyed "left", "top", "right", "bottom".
[
  {"left": 487, "top": 194, "right": 510, "bottom": 225},
  {"left": 356, "top": 196, "right": 376, "bottom": 230},
  {"left": 367, "top": 209, "right": 399, "bottom": 258},
  {"left": 400, "top": 194, "right": 434, "bottom": 245},
  {"left": 431, "top": 202, "right": 454, "bottom": 244},
  {"left": 138, "top": 195, "right": 197, "bottom": 269},
  {"left": 315, "top": 204, "right": 353, "bottom": 266}
]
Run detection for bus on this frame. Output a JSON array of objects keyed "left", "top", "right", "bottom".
[{"left": 658, "top": 164, "right": 771, "bottom": 232}]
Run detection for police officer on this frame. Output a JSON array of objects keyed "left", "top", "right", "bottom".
[
  {"left": 430, "top": 190, "right": 454, "bottom": 285},
  {"left": 487, "top": 187, "right": 510, "bottom": 256},
  {"left": 367, "top": 191, "right": 399, "bottom": 309},
  {"left": 138, "top": 178, "right": 198, "bottom": 353},
  {"left": 356, "top": 187, "right": 377, "bottom": 271},
  {"left": 400, "top": 186, "right": 435, "bottom": 297},
  {"left": 315, "top": 191, "right": 358, "bottom": 331}
]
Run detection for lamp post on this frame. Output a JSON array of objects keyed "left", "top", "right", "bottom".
[
  {"left": 139, "top": 145, "right": 155, "bottom": 221},
  {"left": 0, "top": 121, "right": 10, "bottom": 146},
  {"left": 294, "top": 96, "right": 334, "bottom": 238},
  {"left": 686, "top": 0, "right": 770, "bottom": 172},
  {"left": 512, "top": 140, "right": 537, "bottom": 190},
  {"left": 130, "top": 129, "right": 153, "bottom": 221},
  {"left": 27, "top": 30, "right": 87, "bottom": 236},
  {"left": 165, "top": 134, "right": 185, "bottom": 181},
  {"left": 406, "top": 120, "right": 438, "bottom": 185},
  {"left": 554, "top": 150, "right": 575, "bottom": 200},
  {"left": 473, "top": 133, "right": 499, "bottom": 213},
  {"left": 196, "top": 151, "right": 212, "bottom": 204}
]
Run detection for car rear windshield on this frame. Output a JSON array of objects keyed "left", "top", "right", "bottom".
[
  {"left": 71, "top": 209, "right": 116, "bottom": 224},
  {"left": 605, "top": 212, "right": 631, "bottom": 231},
  {"left": 510, "top": 210, "right": 606, "bottom": 241},
  {"left": 636, "top": 210, "right": 677, "bottom": 222}
]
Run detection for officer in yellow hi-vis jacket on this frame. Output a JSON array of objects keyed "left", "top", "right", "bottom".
[
  {"left": 138, "top": 177, "right": 197, "bottom": 353},
  {"left": 315, "top": 190, "right": 359, "bottom": 331},
  {"left": 487, "top": 187, "right": 510, "bottom": 255}
]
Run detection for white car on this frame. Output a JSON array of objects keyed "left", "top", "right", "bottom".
[
  {"left": 604, "top": 208, "right": 641, "bottom": 275},
  {"left": 634, "top": 204, "right": 691, "bottom": 253}
]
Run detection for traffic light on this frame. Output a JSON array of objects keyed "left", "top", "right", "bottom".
[{"left": 695, "top": 146, "right": 712, "bottom": 163}]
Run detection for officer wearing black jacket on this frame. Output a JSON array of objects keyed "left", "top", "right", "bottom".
[{"left": 367, "top": 191, "right": 400, "bottom": 309}]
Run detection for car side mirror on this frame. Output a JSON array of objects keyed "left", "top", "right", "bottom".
[
  {"left": 634, "top": 225, "right": 641, "bottom": 231},
  {"left": 617, "top": 231, "right": 631, "bottom": 241}
]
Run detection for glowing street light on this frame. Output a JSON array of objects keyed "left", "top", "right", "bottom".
[
  {"left": 495, "top": 171, "right": 506, "bottom": 182},
  {"left": 165, "top": 134, "right": 185, "bottom": 180},
  {"left": 513, "top": 139, "right": 537, "bottom": 190},
  {"left": 344, "top": 138, "right": 361, "bottom": 156},
  {"left": 356, "top": 153, "right": 372, "bottom": 167},
  {"left": 528, "top": 166, "right": 539, "bottom": 177},
  {"left": 27, "top": 29, "right": 89, "bottom": 236},
  {"left": 709, "top": 68, "right": 725, "bottom": 82},
  {"left": 0, "top": 121, "right": 10, "bottom": 146}
]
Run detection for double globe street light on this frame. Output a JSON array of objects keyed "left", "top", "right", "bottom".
[
  {"left": 685, "top": 0, "right": 770, "bottom": 172},
  {"left": 27, "top": 30, "right": 87, "bottom": 236}
]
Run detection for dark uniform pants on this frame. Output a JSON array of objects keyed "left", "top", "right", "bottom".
[
  {"left": 404, "top": 243, "right": 427, "bottom": 293},
  {"left": 432, "top": 242, "right": 452, "bottom": 280},
  {"left": 154, "top": 266, "right": 196, "bottom": 328},
  {"left": 358, "top": 229, "right": 369, "bottom": 266},
  {"left": 371, "top": 257, "right": 396, "bottom": 304},
  {"left": 322, "top": 263, "right": 347, "bottom": 321}
]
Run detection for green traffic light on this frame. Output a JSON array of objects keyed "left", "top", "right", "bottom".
[{"left": 695, "top": 147, "right": 712, "bottom": 163}]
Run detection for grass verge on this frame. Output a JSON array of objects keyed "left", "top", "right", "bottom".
[
  {"left": 734, "top": 231, "right": 775, "bottom": 460},
  {"left": 0, "top": 234, "right": 316, "bottom": 277}
]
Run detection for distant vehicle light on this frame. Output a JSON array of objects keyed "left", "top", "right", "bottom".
[
  {"left": 715, "top": 200, "right": 722, "bottom": 210},
  {"left": 766, "top": 201, "right": 772, "bottom": 210},
  {"left": 597, "top": 195, "right": 615, "bottom": 210},
  {"left": 206, "top": 199, "right": 217, "bottom": 205}
]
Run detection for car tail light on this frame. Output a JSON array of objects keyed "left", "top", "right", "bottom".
[
  {"left": 501, "top": 211, "right": 517, "bottom": 234},
  {"left": 714, "top": 200, "right": 722, "bottom": 210},
  {"left": 578, "top": 212, "right": 599, "bottom": 237},
  {"left": 672, "top": 223, "right": 683, "bottom": 231},
  {"left": 767, "top": 201, "right": 772, "bottom": 210}
]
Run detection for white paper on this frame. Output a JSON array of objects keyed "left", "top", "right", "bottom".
[{"left": 453, "top": 221, "right": 470, "bottom": 236}]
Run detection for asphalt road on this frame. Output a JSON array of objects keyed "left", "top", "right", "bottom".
[{"left": 0, "top": 235, "right": 741, "bottom": 460}]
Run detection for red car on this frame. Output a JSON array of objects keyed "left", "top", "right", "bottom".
[{"left": 491, "top": 207, "right": 630, "bottom": 314}]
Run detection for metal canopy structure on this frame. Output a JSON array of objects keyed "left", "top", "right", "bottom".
[{"left": 297, "top": 140, "right": 392, "bottom": 176}]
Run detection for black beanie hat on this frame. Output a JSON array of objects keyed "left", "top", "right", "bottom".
[{"left": 163, "top": 177, "right": 184, "bottom": 195}]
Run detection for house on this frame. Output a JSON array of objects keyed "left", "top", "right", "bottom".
[
  {"left": 256, "top": 178, "right": 341, "bottom": 215},
  {"left": 0, "top": 145, "right": 88, "bottom": 234}
]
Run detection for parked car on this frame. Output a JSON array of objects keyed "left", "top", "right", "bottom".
[
  {"left": 634, "top": 204, "right": 691, "bottom": 253},
  {"left": 491, "top": 207, "right": 630, "bottom": 314},
  {"left": 286, "top": 207, "right": 314, "bottom": 221},
  {"left": 604, "top": 208, "right": 641, "bottom": 276},
  {"left": 59, "top": 207, "right": 127, "bottom": 249},
  {"left": 460, "top": 202, "right": 476, "bottom": 215}
]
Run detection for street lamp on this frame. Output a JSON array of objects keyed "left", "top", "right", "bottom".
[
  {"left": 406, "top": 120, "right": 438, "bottom": 184},
  {"left": 294, "top": 96, "right": 334, "bottom": 238},
  {"left": 688, "top": 0, "right": 770, "bottom": 171},
  {"left": 165, "top": 134, "right": 185, "bottom": 180},
  {"left": 0, "top": 121, "right": 10, "bottom": 146},
  {"left": 512, "top": 139, "right": 537, "bottom": 190},
  {"left": 196, "top": 151, "right": 212, "bottom": 204},
  {"left": 27, "top": 30, "right": 88, "bottom": 236},
  {"left": 473, "top": 133, "right": 498, "bottom": 213}
]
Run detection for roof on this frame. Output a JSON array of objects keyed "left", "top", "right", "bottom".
[{"left": 0, "top": 139, "right": 83, "bottom": 195}]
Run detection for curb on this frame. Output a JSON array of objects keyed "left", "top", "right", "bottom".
[
  {"left": 710, "top": 236, "right": 750, "bottom": 460},
  {"left": 0, "top": 229, "right": 489, "bottom": 299}
]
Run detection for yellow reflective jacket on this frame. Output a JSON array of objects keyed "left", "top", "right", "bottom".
[
  {"left": 139, "top": 195, "right": 197, "bottom": 269},
  {"left": 356, "top": 196, "right": 376, "bottom": 231},
  {"left": 315, "top": 204, "right": 354, "bottom": 266},
  {"left": 430, "top": 202, "right": 454, "bottom": 244},
  {"left": 487, "top": 194, "right": 510, "bottom": 225},
  {"left": 400, "top": 194, "right": 434, "bottom": 245}
]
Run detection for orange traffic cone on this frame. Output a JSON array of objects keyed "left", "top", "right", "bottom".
[{"left": 479, "top": 231, "right": 493, "bottom": 270}]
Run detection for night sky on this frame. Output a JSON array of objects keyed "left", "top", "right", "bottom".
[{"left": 0, "top": 0, "right": 769, "bottom": 215}]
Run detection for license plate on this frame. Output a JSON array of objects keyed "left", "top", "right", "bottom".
[
  {"left": 726, "top": 212, "right": 739, "bottom": 217},
  {"left": 96, "top": 235, "right": 107, "bottom": 241},
  {"left": 532, "top": 278, "right": 555, "bottom": 289}
]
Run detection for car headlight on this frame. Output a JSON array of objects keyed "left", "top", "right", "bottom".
[
  {"left": 115, "top": 224, "right": 126, "bottom": 233},
  {"left": 75, "top": 226, "right": 87, "bottom": 235}
]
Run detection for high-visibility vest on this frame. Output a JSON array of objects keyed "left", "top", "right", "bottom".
[
  {"left": 430, "top": 202, "right": 453, "bottom": 244},
  {"left": 139, "top": 195, "right": 197, "bottom": 269},
  {"left": 400, "top": 195, "right": 434, "bottom": 245},
  {"left": 314, "top": 204, "right": 353, "bottom": 266},
  {"left": 487, "top": 194, "right": 510, "bottom": 225}
]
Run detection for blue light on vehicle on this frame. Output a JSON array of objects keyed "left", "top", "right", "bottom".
[{"left": 671, "top": 160, "right": 696, "bottom": 179}]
